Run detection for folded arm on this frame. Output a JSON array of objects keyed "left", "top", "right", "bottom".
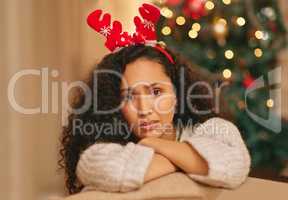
[
  {"left": 76, "top": 141, "right": 178, "bottom": 193},
  {"left": 139, "top": 118, "right": 251, "bottom": 189}
]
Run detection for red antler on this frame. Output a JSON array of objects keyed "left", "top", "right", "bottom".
[
  {"left": 87, "top": 10, "right": 111, "bottom": 36},
  {"left": 87, "top": 4, "right": 163, "bottom": 52},
  {"left": 133, "top": 3, "right": 161, "bottom": 41},
  {"left": 87, "top": 9, "right": 132, "bottom": 51}
]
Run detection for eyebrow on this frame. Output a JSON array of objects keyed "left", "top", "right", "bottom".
[{"left": 120, "top": 82, "right": 161, "bottom": 93}]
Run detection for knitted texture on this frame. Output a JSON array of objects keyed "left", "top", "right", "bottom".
[
  {"left": 76, "top": 142, "right": 154, "bottom": 192},
  {"left": 180, "top": 117, "right": 251, "bottom": 189},
  {"left": 76, "top": 117, "right": 251, "bottom": 192}
]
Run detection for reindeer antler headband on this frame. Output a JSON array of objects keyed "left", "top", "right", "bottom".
[{"left": 87, "top": 3, "right": 175, "bottom": 64}]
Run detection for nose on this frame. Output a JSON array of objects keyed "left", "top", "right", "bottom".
[{"left": 136, "top": 94, "right": 153, "bottom": 116}]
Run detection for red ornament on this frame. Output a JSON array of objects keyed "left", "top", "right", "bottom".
[
  {"left": 183, "top": 0, "right": 207, "bottom": 20},
  {"left": 166, "top": 0, "right": 182, "bottom": 6},
  {"left": 243, "top": 74, "right": 255, "bottom": 88}
]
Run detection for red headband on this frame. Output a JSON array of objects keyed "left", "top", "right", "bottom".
[{"left": 87, "top": 3, "right": 175, "bottom": 64}]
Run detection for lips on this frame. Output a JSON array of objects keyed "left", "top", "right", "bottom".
[{"left": 139, "top": 120, "right": 160, "bottom": 131}]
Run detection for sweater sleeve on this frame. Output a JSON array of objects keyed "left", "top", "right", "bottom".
[
  {"left": 181, "top": 117, "right": 251, "bottom": 189},
  {"left": 76, "top": 142, "right": 155, "bottom": 193}
]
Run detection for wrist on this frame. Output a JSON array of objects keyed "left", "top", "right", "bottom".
[
  {"left": 138, "top": 138, "right": 164, "bottom": 153},
  {"left": 155, "top": 153, "right": 178, "bottom": 173}
]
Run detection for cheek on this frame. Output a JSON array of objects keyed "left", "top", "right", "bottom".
[
  {"left": 154, "top": 95, "right": 176, "bottom": 114},
  {"left": 121, "top": 104, "right": 141, "bottom": 136},
  {"left": 121, "top": 104, "right": 137, "bottom": 125}
]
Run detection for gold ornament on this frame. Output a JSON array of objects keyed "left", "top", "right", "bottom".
[{"left": 237, "top": 101, "right": 246, "bottom": 110}]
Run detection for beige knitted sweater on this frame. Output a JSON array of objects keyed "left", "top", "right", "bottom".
[{"left": 76, "top": 117, "right": 251, "bottom": 193}]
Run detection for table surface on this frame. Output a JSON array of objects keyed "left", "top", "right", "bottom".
[
  {"left": 208, "top": 177, "right": 288, "bottom": 200},
  {"left": 58, "top": 176, "right": 288, "bottom": 200}
]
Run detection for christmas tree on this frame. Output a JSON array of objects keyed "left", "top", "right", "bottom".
[{"left": 155, "top": 0, "right": 288, "bottom": 177}]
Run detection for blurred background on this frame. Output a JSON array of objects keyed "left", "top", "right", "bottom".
[{"left": 0, "top": 0, "right": 287, "bottom": 200}]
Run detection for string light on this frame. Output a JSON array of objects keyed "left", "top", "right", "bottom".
[
  {"left": 161, "top": 26, "right": 172, "bottom": 35},
  {"left": 188, "top": 30, "right": 198, "bottom": 39},
  {"left": 225, "top": 50, "right": 234, "bottom": 59},
  {"left": 222, "top": 0, "right": 232, "bottom": 5},
  {"left": 266, "top": 99, "right": 274, "bottom": 108},
  {"left": 192, "top": 23, "right": 201, "bottom": 32},
  {"left": 223, "top": 69, "right": 232, "bottom": 79},
  {"left": 254, "top": 48, "right": 263, "bottom": 58},
  {"left": 236, "top": 17, "right": 246, "bottom": 26},
  {"left": 205, "top": 1, "right": 215, "bottom": 10},
  {"left": 176, "top": 16, "right": 186, "bottom": 25},
  {"left": 255, "top": 30, "right": 264, "bottom": 39},
  {"left": 160, "top": 7, "right": 173, "bottom": 18}
]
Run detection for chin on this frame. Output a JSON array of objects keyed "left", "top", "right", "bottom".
[{"left": 137, "top": 130, "right": 163, "bottom": 139}]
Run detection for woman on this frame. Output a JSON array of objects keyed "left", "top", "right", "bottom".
[{"left": 58, "top": 44, "right": 251, "bottom": 194}]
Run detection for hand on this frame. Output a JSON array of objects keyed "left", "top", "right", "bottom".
[
  {"left": 139, "top": 138, "right": 209, "bottom": 175},
  {"left": 138, "top": 137, "right": 151, "bottom": 145},
  {"left": 144, "top": 153, "right": 179, "bottom": 183}
]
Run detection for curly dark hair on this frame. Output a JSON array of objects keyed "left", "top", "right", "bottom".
[{"left": 58, "top": 44, "right": 230, "bottom": 194}]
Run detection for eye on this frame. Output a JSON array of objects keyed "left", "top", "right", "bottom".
[{"left": 152, "top": 88, "right": 162, "bottom": 96}]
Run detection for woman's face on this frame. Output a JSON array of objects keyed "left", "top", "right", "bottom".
[{"left": 120, "top": 58, "right": 177, "bottom": 140}]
